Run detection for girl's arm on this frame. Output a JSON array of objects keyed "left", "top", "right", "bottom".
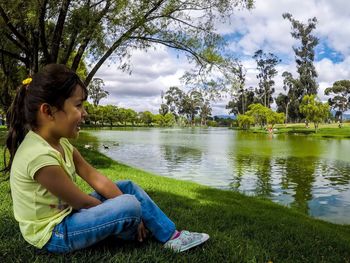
[
  {"left": 35, "top": 166, "right": 102, "bottom": 210},
  {"left": 73, "top": 148, "right": 123, "bottom": 199}
]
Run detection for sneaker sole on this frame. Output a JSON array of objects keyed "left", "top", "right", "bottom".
[{"left": 178, "top": 233, "right": 210, "bottom": 252}]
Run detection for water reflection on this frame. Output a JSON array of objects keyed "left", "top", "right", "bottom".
[
  {"left": 161, "top": 145, "right": 202, "bottom": 169},
  {"left": 82, "top": 128, "right": 350, "bottom": 224}
]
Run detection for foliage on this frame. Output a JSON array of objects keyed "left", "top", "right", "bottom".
[
  {"left": 245, "top": 103, "right": 270, "bottom": 128},
  {"left": 253, "top": 50, "right": 280, "bottom": 108},
  {"left": 226, "top": 87, "right": 255, "bottom": 115},
  {"left": 299, "top": 95, "right": 330, "bottom": 132},
  {"left": 153, "top": 113, "right": 176, "bottom": 127},
  {"left": 0, "top": 0, "right": 254, "bottom": 111},
  {"left": 226, "top": 61, "right": 257, "bottom": 115},
  {"left": 164, "top": 86, "right": 212, "bottom": 126},
  {"left": 237, "top": 114, "right": 254, "bottom": 129},
  {"left": 139, "top": 111, "right": 154, "bottom": 126},
  {"left": 266, "top": 111, "right": 285, "bottom": 128},
  {"left": 324, "top": 80, "right": 350, "bottom": 122},
  {"left": 280, "top": 13, "right": 318, "bottom": 122},
  {"left": 242, "top": 103, "right": 285, "bottom": 129},
  {"left": 283, "top": 13, "right": 319, "bottom": 96},
  {"left": 88, "top": 78, "right": 109, "bottom": 106}
]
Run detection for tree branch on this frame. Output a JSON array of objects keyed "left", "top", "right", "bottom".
[
  {"left": 60, "top": 29, "right": 77, "bottom": 64},
  {"left": 50, "top": 0, "right": 71, "bottom": 63},
  {"left": 85, "top": 0, "right": 168, "bottom": 84},
  {"left": 71, "top": 0, "right": 111, "bottom": 70},
  {"left": 4, "top": 32, "right": 28, "bottom": 52},
  {"left": 39, "top": 0, "right": 50, "bottom": 63},
  {"left": 0, "top": 48, "right": 28, "bottom": 63},
  {"left": 0, "top": 5, "right": 30, "bottom": 48}
]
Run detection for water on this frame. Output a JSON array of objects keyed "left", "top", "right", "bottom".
[{"left": 80, "top": 127, "right": 350, "bottom": 224}]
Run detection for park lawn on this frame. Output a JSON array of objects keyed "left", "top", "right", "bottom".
[
  {"left": 250, "top": 123, "right": 350, "bottom": 138},
  {"left": 0, "top": 136, "right": 350, "bottom": 262}
]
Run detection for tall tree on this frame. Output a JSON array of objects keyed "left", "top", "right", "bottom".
[
  {"left": 88, "top": 78, "right": 109, "bottom": 106},
  {"left": 164, "top": 86, "right": 185, "bottom": 120},
  {"left": 275, "top": 71, "right": 298, "bottom": 122},
  {"left": 0, "top": 0, "right": 254, "bottom": 111},
  {"left": 226, "top": 60, "right": 255, "bottom": 115},
  {"left": 180, "top": 90, "right": 204, "bottom": 125},
  {"left": 283, "top": 13, "right": 319, "bottom": 96},
  {"left": 226, "top": 87, "right": 255, "bottom": 115},
  {"left": 324, "top": 80, "right": 350, "bottom": 122},
  {"left": 253, "top": 50, "right": 280, "bottom": 108}
]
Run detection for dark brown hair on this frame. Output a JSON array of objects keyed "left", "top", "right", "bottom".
[{"left": 2, "top": 64, "right": 88, "bottom": 174}]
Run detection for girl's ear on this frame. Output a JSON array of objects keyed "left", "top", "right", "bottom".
[{"left": 39, "top": 103, "right": 54, "bottom": 119}]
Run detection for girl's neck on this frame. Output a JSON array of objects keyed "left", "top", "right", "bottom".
[{"left": 33, "top": 128, "right": 61, "bottom": 148}]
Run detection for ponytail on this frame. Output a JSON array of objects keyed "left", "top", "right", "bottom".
[{"left": 2, "top": 84, "right": 29, "bottom": 174}]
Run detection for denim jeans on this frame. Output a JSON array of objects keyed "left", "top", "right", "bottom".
[{"left": 43, "top": 180, "right": 176, "bottom": 253}]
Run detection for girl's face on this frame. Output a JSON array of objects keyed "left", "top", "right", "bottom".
[{"left": 52, "top": 85, "right": 87, "bottom": 138}]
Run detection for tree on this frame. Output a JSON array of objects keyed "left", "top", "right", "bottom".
[
  {"left": 88, "top": 78, "right": 109, "bottom": 106},
  {"left": 237, "top": 114, "right": 254, "bottom": 130},
  {"left": 164, "top": 86, "right": 185, "bottom": 121},
  {"left": 245, "top": 103, "right": 270, "bottom": 128},
  {"left": 283, "top": 13, "right": 319, "bottom": 97},
  {"left": 324, "top": 80, "right": 350, "bottom": 122},
  {"left": 226, "top": 61, "right": 256, "bottom": 115},
  {"left": 102, "top": 105, "right": 118, "bottom": 127},
  {"left": 253, "top": 50, "right": 280, "bottom": 108},
  {"left": 0, "top": 0, "right": 254, "bottom": 111},
  {"left": 159, "top": 103, "right": 169, "bottom": 116},
  {"left": 275, "top": 71, "right": 298, "bottom": 122},
  {"left": 226, "top": 87, "right": 255, "bottom": 115},
  {"left": 266, "top": 111, "right": 285, "bottom": 128},
  {"left": 139, "top": 111, "right": 154, "bottom": 126},
  {"left": 199, "top": 100, "right": 212, "bottom": 126},
  {"left": 180, "top": 90, "right": 204, "bottom": 125},
  {"left": 299, "top": 95, "right": 330, "bottom": 132}
]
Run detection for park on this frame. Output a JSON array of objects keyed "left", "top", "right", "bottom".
[{"left": 1, "top": 0, "right": 350, "bottom": 262}]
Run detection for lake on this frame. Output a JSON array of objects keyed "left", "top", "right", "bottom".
[{"left": 80, "top": 127, "right": 350, "bottom": 224}]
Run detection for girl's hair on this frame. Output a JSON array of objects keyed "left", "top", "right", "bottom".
[{"left": 2, "top": 64, "right": 88, "bottom": 174}]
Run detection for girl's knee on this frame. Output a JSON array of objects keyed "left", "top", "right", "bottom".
[
  {"left": 116, "top": 194, "right": 141, "bottom": 219},
  {"left": 117, "top": 180, "right": 139, "bottom": 193}
]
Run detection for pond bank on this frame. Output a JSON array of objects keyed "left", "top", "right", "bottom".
[
  {"left": 1, "top": 141, "right": 350, "bottom": 262},
  {"left": 242, "top": 123, "right": 350, "bottom": 138}
]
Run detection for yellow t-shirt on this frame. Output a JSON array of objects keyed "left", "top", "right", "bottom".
[{"left": 10, "top": 130, "right": 77, "bottom": 248}]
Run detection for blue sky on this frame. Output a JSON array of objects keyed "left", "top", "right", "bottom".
[{"left": 95, "top": 0, "right": 350, "bottom": 116}]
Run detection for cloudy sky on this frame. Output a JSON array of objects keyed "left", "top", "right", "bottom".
[{"left": 94, "top": 0, "right": 350, "bottom": 116}]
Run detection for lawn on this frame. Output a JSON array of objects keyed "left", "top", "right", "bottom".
[
  {"left": 0, "top": 133, "right": 350, "bottom": 262},
  {"left": 249, "top": 122, "right": 350, "bottom": 138}
]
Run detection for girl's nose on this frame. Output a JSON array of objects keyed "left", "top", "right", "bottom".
[{"left": 82, "top": 108, "right": 88, "bottom": 117}]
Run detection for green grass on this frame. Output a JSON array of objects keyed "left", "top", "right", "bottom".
[
  {"left": 247, "top": 123, "right": 350, "bottom": 138},
  {"left": 1, "top": 134, "right": 350, "bottom": 262}
]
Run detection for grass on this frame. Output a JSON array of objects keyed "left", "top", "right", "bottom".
[
  {"left": 1, "top": 132, "right": 350, "bottom": 262},
  {"left": 248, "top": 122, "right": 350, "bottom": 138}
]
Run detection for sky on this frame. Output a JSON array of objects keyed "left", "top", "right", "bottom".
[{"left": 94, "top": 0, "right": 350, "bottom": 116}]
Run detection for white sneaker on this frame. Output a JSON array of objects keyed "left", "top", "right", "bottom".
[{"left": 164, "top": 230, "right": 210, "bottom": 252}]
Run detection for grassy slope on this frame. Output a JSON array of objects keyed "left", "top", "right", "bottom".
[
  {"left": 248, "top": 123, "right": 350, "bottom": 138},
  {"left": 1, "top": 142, "right": 350, "bottom": 263}
]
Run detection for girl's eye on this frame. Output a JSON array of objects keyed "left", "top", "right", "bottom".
[{"left": 76, "top": 104, "right": 82, "bottom": 107}]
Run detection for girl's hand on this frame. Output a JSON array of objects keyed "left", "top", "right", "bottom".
[{"left": 137, "top": 220, "right": 148, "bottom": 242}]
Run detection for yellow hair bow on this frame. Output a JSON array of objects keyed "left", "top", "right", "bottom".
[{"left": 22, "top": 77, "right": 32, "bottom": 86}]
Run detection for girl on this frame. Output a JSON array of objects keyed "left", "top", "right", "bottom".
[{"left": 3, "top": 64, "right": 209, "bottom": 253}]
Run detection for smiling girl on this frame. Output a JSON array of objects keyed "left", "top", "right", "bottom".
[{"left": 3, "top": 64, "right": 209, "bottom": 253}]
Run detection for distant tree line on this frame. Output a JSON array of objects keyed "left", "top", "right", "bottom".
[{"left": 83, "top": 101, "right": 176, "bottom": 127}]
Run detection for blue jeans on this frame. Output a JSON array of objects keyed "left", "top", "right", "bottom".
[{"left": 43, "top": 180, "right": 176, "bottom": 253}]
